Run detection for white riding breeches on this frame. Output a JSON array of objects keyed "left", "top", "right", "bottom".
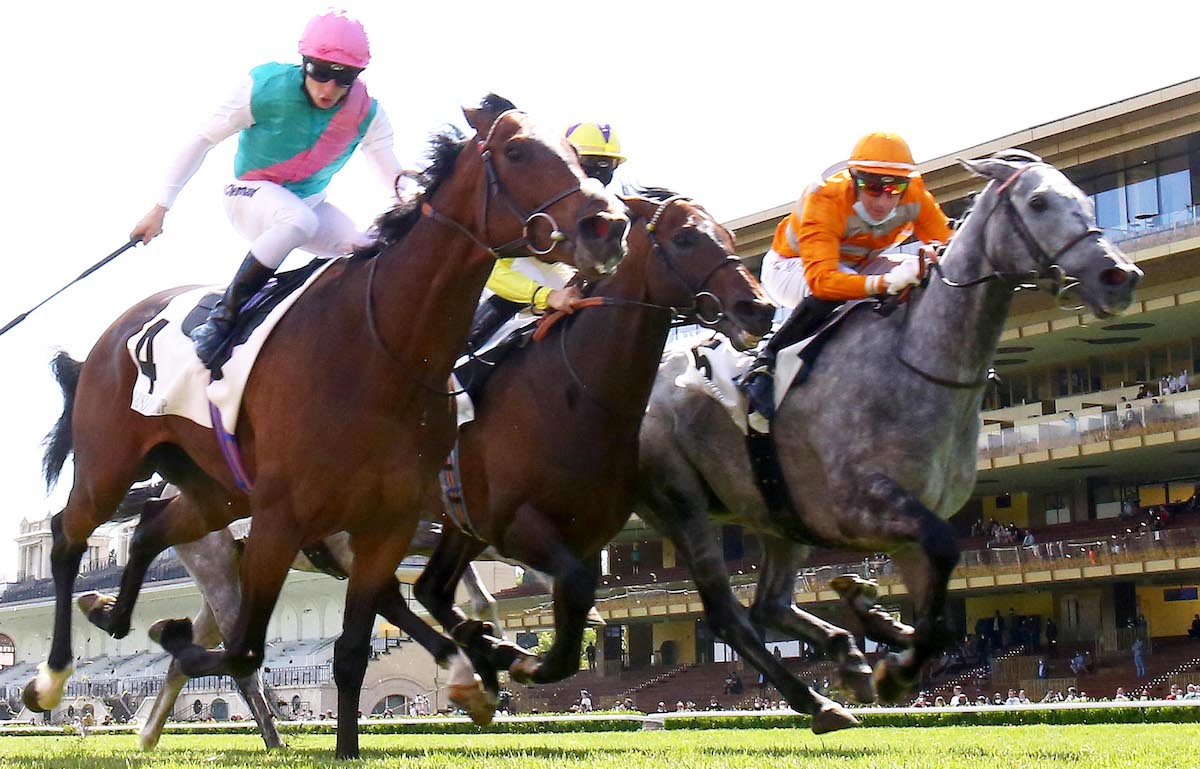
[
  {"left": 760, "top": 248, "right": 914, "bottom": 310},
  {"left": 222, "top": 179, "right": 369, "bottom": 269}
]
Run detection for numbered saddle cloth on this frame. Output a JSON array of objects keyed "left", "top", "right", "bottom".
[{"left": 126, "top": 258, "right": 337, "bottom": 433}]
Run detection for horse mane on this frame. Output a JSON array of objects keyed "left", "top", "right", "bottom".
[
  {"left": 629, "top": 186, "right": 684, "bottom": 203},
  {"left": 354, "top": 94, "right": 520, "bottom": 259}
]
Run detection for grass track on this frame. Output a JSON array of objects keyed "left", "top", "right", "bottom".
[{"left": 2, "top": 724, "right": 1199, "bottom": 768}]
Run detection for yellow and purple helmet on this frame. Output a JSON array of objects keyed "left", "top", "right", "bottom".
[{"left": 564, "top": 122, "right": 626, "bottom": 165}]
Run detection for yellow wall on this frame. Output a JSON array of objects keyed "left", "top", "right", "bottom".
[
  {"left": 1168, "top": 482, "right": 1196, "bottom": 504},
  {"left": 1139, "top": 484, "right": 1167, "bottom": 507},
  {"left": 652, "top": 620, "right": 695, "bottom": 665},
  {"left": 965, "top": 592, "right": 1054, "bottom": 631},
  {"left": 1136, "top": 584, "right": 1200, "bottom": 637},
  {"left": 662, "top": 540, "right": 676, "bottom": 569},
  {"left": 982, "top": 492, "right": 1030, "bottom": 528}
]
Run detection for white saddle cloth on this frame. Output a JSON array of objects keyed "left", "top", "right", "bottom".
[{"left": 127, "top": 258, "right": 338, "bottom": 433}]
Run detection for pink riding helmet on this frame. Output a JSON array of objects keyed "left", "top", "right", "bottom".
[{"left": 298, "top": 9, "right": 370, "bottom": 69}]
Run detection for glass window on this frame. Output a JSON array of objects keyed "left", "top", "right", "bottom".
[
  {"left": 1126, "top": 163, "right": 1159, "bottom": 228},
  {"left": 1092, "top": 172, "right": 1126, "bottom": 231},
  {"left": 1159, "top": 155, "right": 1192, "bottom": 225}
]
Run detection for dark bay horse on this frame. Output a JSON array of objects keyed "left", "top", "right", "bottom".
[
  {"left": 404, "top": 194, "right": 884, "bottom": 727},
  {"left": 635, "top": 152, "right": 1142, "bottom": 706},
  {"left": 25, "top": 96, "right": 629, "bottom": 759}
]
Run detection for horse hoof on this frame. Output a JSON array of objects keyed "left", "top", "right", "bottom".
[
  {"left": 449, "top": 680, "right": 496, "bottom": 726},
  {"left": 137, "top": 728, "right": 159, "bottom": 751},
  {"left": 871, "top": 656, "right": 914, "bottom": 704},
  {"left": 811, "top": 703, "right": 858, "bottom": 734},
  {"left": 585, "top": 607, "right": 606, "bottom": 627},
  {"left": 829, "top": 574, "right": 878, "bottom": 604},
  {"left": 148, "top": 618, "right": 194, "bottom": 652},
  {"left": 508, "top": 654, "right": 540, "bottom": 684},
  {"left": 834, "top": 664, "right": 876, "bottom": 705},
  {"left": 22, "top": 662, "right": 71, "bottom": 712}
]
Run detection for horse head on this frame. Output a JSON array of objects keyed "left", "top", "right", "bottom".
[
  {"left": 623, "top": 193, "right": 774, "bottom": 350},
  {"left": 959, "top": 150, "right": 1142, "bottom": 317},
  {"left": 462, "top": 95, "right": 629, "bottom": 277}
]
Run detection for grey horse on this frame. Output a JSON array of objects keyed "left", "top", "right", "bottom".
[
  {"left": 635, "top": 152, "right": 1142, "bottom": 705},
  {"left": 132, "top": 511, "right": 508, "bottom": 750}
]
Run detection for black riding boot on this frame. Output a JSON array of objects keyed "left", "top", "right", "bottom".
[
  {"left": 740, "top": 296, "right": 842, "bottom": 422},
  {"left": 465, "top": 295, "right": 526, "bottom": 352},
  {"left": 191, "top": 253, "right": 275, "bottom": 369}
]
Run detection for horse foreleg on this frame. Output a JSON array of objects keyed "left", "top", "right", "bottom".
[
  {"left": 508, "top": 549, "right": 597, "bottom": 686},
  {"left": 748, "top": 537, "right": 873, "bottom": 704},
  {"left": 852, "top": 473, "right": 959, "bottom": 703},
  {"left": 827, "top": 573, "right": 915, "bottom": 647},
  {"left": 376, "top": 577, "right": 495, "bottom": 724}
]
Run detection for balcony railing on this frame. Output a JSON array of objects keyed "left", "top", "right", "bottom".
[{"left": 978, "top": 398, "right": 1200, "bottom": 460}]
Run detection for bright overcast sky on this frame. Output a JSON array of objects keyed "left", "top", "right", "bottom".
[{"left": 1, "top": 0, "right": 1197, "bottom": 576}]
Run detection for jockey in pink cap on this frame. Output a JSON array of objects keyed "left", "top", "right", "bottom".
[{"left": 131, "top": 9, "right": 417, "bottom": 372}]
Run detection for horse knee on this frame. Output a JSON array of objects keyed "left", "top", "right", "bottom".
[
  {"left": 224, "top": 650, "right": 263, "bottom": 681},
  {"left": 923, "top": 526, "right": 960, "bottom": 572}
]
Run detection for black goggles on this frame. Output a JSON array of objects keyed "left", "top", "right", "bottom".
[{"left": 303, "top": 58, "right": 361, "bottom": 88}]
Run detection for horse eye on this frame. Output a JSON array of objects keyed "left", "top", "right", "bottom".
[
  {"left": 504, "top": 145, "right": 523, "bottom": 163},
  {"left": 672, "top": 230, "right": 695, "bottom": 249},
  {"left": 1028, "top": 193, "right": 1048, "bottom": 213}
]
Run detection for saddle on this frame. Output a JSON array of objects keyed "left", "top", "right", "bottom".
[{"left": 181, "top": 259, "right": 327, "bottom": 380}]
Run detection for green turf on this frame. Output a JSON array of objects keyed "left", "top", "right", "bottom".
[{"left": 1, "top": 724, "right": 1198, "bottom": 768}]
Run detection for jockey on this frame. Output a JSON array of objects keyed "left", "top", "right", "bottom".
[
  {"left": 463, "top": 122, "right": 628, "bottom": 350},
  {"left": 130, "top": 10, "right": 416, "bottom": 371},
  {"left": 741, "top": 131, "right": 953, "bottom": 421}
]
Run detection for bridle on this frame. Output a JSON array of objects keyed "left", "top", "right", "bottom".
[
  {"left": 537, "top": 196, "right": 750, "bottom": 413},
  {"left": 365, "top": 109, "right": 591, "bottom": 386},
  {"left": 929, "top": 163, "right": 1101, "bottom": 310},
  {"left": 419, "top": 109, "right": 589, "bottom": 259},
  {"left": 641, "top": 195, "right": 744, "bottom": 327}
]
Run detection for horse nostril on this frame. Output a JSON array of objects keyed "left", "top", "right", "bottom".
[
  {"left": 1099, "top": 267, "right": 1129, "bottom": 287},
  {"left": 579, "top": 216, "right": 610, "bottom": 241}
]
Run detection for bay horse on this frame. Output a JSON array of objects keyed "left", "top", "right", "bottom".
[
  {"left": 405, "top": 193, "right": 881, "bottom": 729},
  {"left": 25, "top": 95, "right": 629, "bottom": 759},
  {"left": 635, "top": 151, "right": 1142, "bottom": 706}
]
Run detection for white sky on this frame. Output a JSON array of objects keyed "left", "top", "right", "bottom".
[{"left": 1, "top": 0, "right": 1196, "bottom": 577}]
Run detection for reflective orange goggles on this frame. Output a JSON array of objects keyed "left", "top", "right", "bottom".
[{"left": 855, "top": 176, "right": 908, "bottom": 197}]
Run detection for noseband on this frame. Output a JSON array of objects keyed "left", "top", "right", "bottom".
[{"left": 932, "top": 163, "right": 1101, "bottom": 307}]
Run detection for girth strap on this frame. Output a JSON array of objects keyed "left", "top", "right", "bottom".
[{"left": 439, "top": 443, "right": 484, "bottom": 541}]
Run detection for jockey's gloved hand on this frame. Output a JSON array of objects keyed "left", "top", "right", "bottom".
[{"left": 883, "top": 258, "right": 921, "bottom": 295}]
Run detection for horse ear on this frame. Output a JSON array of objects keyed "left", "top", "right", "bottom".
[
  {"left": 959, "top": 156, "right": 1020, "bottom": 184},
  {"left": 463, "top": 93, "right": 519, "bottom": 136}
]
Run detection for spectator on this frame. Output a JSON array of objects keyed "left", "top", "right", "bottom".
[
  {"left": 730, "top": 671, "right": 743, "bottom": 694},
  {"left": 1132, "top": 637, "right": 1146, "bottom": 678},
  {"left": 1180, "top": 369, "right": 1189, "bottom": 392},
  {"left": 1037, "top": 657, "right": 1048, "bottom": 679},
  {"left": 992, "top": 692, "right": 1004, "bottom": 705},
  {"left": 1064, "top": 412, "right": 1078, "bottom": 432},
  {"left": 1064, "top": 686, "right": 1079, "bottom": 702},
  {"left": 585, "top": 642, "right": 596, "bottom": 670},
  {"left": 1183, "top": 684, "right": 1200, "bottom": 700},
  {"left": 579, "top": 689, "right": 593, "bottom": 712},
  {"left": 1017, "top": 689, "right": 1030, "bottom": 704},
  {"left": 1114, "top": 687, "right": 1129, "bottom": 701},
  {"left": 497, "top": 689, "right": 513, "bottom": 715},
  {"left": 1004, "top": 689, "right": 1020, "bottom": 706},
  {"left": 656, "top": 702, "right": 667, "bottom": 713},
  {"left": 1187, "top": 613, "right": 1200, "bottom": 640},
  {"left": 1070, "top": 651, "right": 1087, "bottom": 675},
  {"left": 1045, "top": 619, "right": 1058, "bottom": 656},
  {"left": 706, "top": 697, "right": 722, "bottom": 711},
  {"left": 933, "top": 696, "right": 946, "bottom": 707},
  {"left": 630, "top": 543, "right": 641, "bottom": 575},
  {"left": 949, "top": 685, "right": 967, "bottom": 706}
]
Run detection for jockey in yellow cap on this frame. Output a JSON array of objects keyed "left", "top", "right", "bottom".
[
  {"left": 464, "top": 122, "right": 628, "bottom": 350},
  {"left": 741, "top": 131, "right": 953, "bottom": 422}
]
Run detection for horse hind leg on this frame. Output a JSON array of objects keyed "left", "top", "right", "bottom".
[
  {"left": 24, "top": 464, "right": 144, "bottom": 712},
  {"left": 748, "top": 538, "right": 874, "bottom": 704}
]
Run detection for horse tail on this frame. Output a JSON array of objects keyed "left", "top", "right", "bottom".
[{"left": 43, "top": 350, "right": 83, "bottom": 490}]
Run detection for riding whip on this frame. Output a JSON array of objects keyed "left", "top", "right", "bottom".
[{"left": 0, "top": 238, "right": 140, "bottom": 337}]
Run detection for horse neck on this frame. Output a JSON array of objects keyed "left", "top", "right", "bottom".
[
  {"left": 370, "top": 171, "right": 496, "bottom": 385},
  {"left": 559, "top": 228, "right": 672, "bottom": 421},
  {"left": 900, "top": 197, "right": 1015, "bottom": 388}
]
